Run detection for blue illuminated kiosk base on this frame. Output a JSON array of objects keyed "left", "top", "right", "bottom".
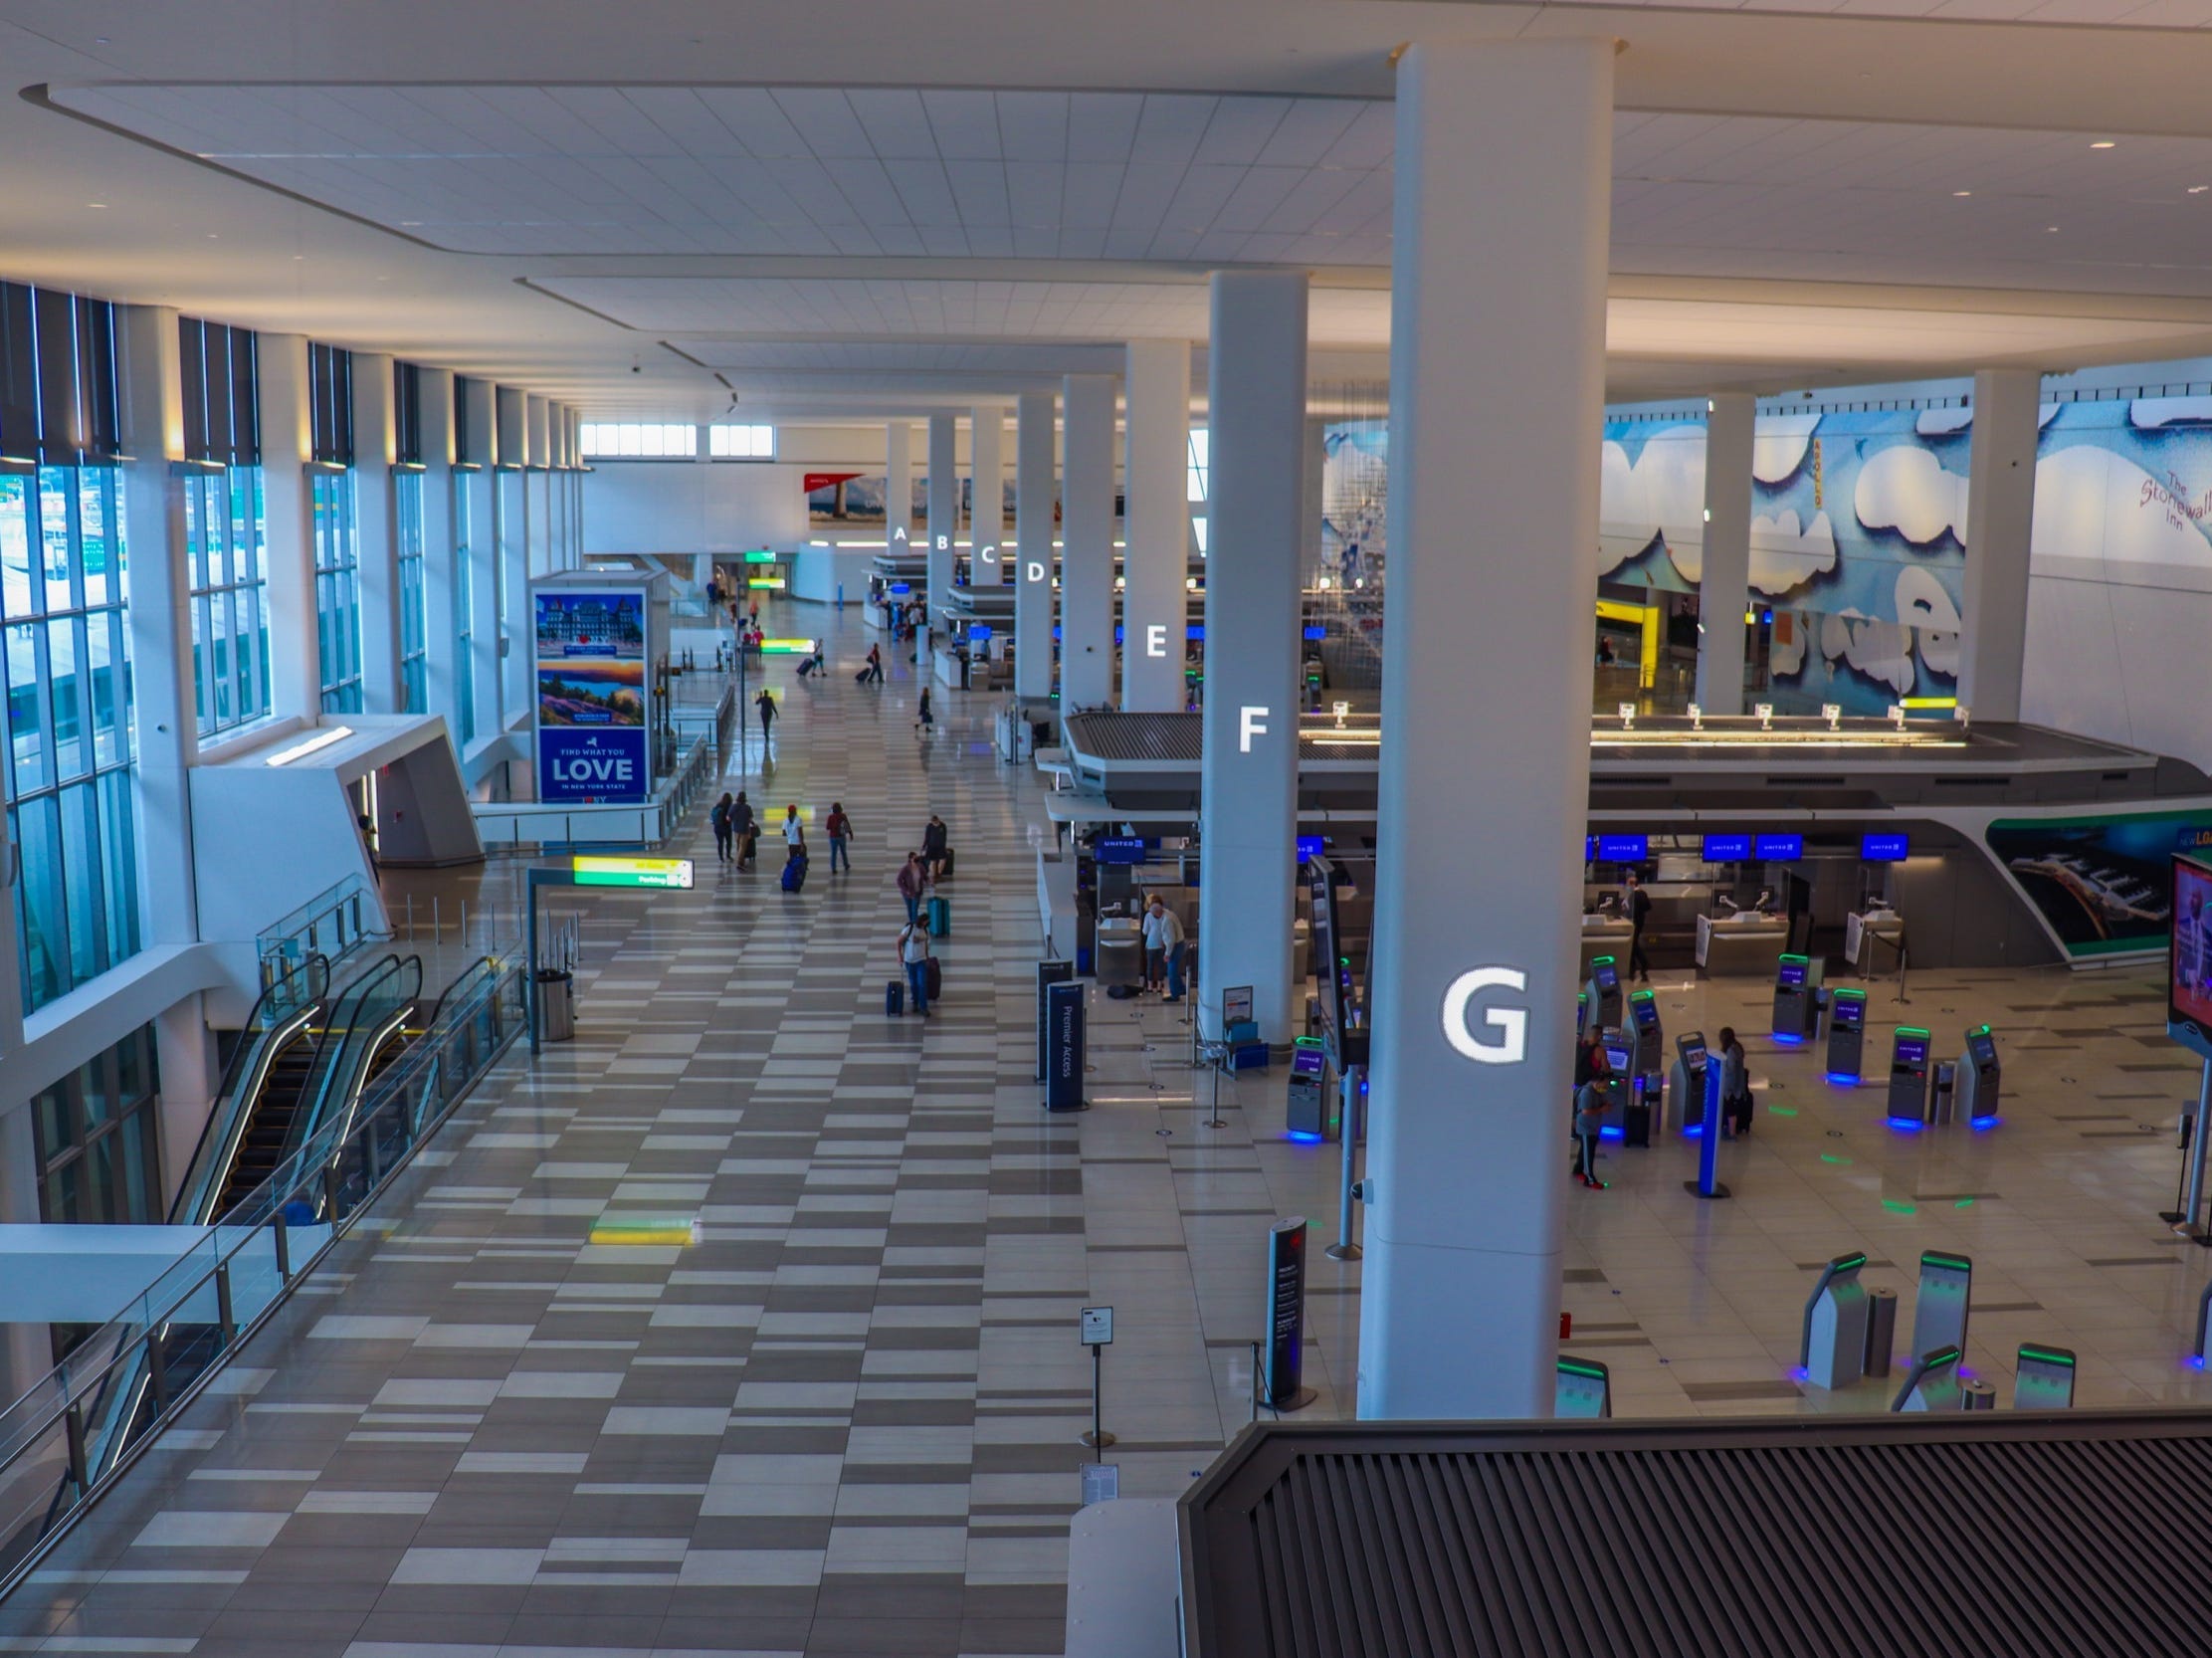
[{"left": 1683, "top": 1058, "right": 1729, "bottom": 1201}]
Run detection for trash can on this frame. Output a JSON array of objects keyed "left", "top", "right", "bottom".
[
  {"left": 1930, "top": 1061, "right": 1958, "bottom": 1126},
  {"left": 534, "top": 968, "right": 575, "bottom": 1043},
  {"left": 1961, "top": 1377, "right": 1997, "bottom": 1411}
]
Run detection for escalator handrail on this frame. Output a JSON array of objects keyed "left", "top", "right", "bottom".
[
  {"left": 422, "top": 955, "right": 500, "bottom": 1031},
  {"left": 167, "top": 954, "right": 331, "bottom": 1228},
  {"left": 311, "top": 954, "right": 426, "bottom": 1168}
]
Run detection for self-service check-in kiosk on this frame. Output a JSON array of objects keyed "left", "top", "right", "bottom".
[
  {"left": 1888, "top": 1027, "right": 1933, "bottom": 1126},
  {"left": 1957, "top": 1024, "right": 2001, "bottom": 1125},
  {"left": 1286, "top": 1037, "right": 1331, "bottom": 1140},
  {"left": 1826, "top": 987, "right": 1868, "bottom": 1083},
  {"left": 1576, "top": 990, "right": 1588, "bottom": 1040},
  {"left": 1892, "top": 1345, "right": 1964, "bottom": 1412},
  {"left": 1554, "top": 1356, "right": 1611, "bottom": 1419},
  {"left": 1627, "top": 990, "right": 1664, "bottom": 1135},
  {"left": 1799, "top": 1251, "right": 1872, "bottom": 1390},
  {"left": 2014, "top": 1344, "right": 2077, "bottom": 1409},
  {"left": 1771, "top": 953, "right": 1821, "bottom": 1043},
  {"left": 1671, "top": 1033, "right": 1709, "bottom": 1132},
  {"left": 1599, "top": 1029, "right": 1636, "bottom": 1140},
  {"left": 1585, "top": 956, "right": 1623, "bottom": 1032},
  {"left": 1910, "top": 1249, "right": 1972, "bottom": 1360}
]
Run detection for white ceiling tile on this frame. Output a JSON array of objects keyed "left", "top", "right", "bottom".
[
  {"left": 884, "top": 157, "right": 961, "bottom": 227},
  {"left": 1062, "top": 161, "right": 1127, "bottom": 229},
  {"left": 768, "top": 89, "right": 874, "bottom": 159},
  {"left": 921, "top": 90, "right": 1003, "bottom": 160},
  {"left": 945, "top": 159, "right": 1012, "bottom": 228},
  {"left": 995, "top": 93, "right": 1070, "bottom": 164},
  {"left": 1005, "top": 161, "right": 1065, "bottom": 230},
  {"left": 1067, "top": 93, "right": 1141, "bottom": 164},
  {"left": 1255, "top": 101, "right": 1363, "bottom": 168},
  {"left": 845, "top": 90, "right": 937, "bottom": 160},
  {"left": 1194, "top": 98, "right": 1292, "bottom": 167}
]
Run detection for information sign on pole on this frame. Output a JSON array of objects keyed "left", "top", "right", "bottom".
[
  {"left": 1261, "top": 1217, "right": 1316, "bottom": 1412},
  {"left": 1081, "top": 1307, "right": 1114, "bottom": 1347},
  {"left": 1045, "top": 981, "right": 1089, "bottom": 1113},
  {"left": 572, "top": 855, "right": 695, "bottom": 890}
]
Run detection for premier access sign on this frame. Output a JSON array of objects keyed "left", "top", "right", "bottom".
[{"left": 572, "top": 855, "right": 695, "bottom": 890}]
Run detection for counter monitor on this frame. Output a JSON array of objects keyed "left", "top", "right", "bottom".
[
  {"left": 1596, "top": 834, "right": 1648, "bottom": 864},
  {"left": 1701, "top": 833, "right": 1751, "bottom": 862},
  {"left": 1861, "top": 831, "right": 1910, "bottom": 862},
  {"left": 1754, "top": 833, "right": 1804, "bottom": 861}
]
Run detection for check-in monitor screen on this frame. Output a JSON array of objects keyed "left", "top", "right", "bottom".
[
  {"left": 1679, "top": 1036, "right": 1707, "bottom": 1066},
  {"left": 1591, "top": 960, "right": 1619, "bottom": 991},
  {"left": 1861, "top": 832, "right": 1910, "bottom": 862},
  {"left": 1702, "top": 834, "right": 1751, "bottom": 862},
  {"left": 1754, "top": 834, "right": 1803, "bottom": 861},
  {"left": 1596, "top": 834, "right": 1648, "bottom": 863},
  {"left": 1967, "top": 1029, "right": 1997, "bottom": 1068},
  {"left": 1777, "top": 959, "right": 1807, "bottom": 988},
  {"left": 1291, "top": 1046, "right": 1325, "bottom": 1078},
  {"left": 2171, "top": 856, "right": 2212, "bottom": 1054},
  {"left": 1894, "top": 1034, "right": 1928, "bottom": 1068},
  {"left": 1832, "top": 996, "right": 1865, "bottom": 1029},
  {"left": 1632, "top": 997, "right": 1659, "bottom": 1029},
  {"left": 1604, "top": 1043, "right": 1632, "bottom": 1072}
]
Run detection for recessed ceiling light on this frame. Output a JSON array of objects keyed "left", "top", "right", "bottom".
[
  {"left": 1952, "top": 190, "right": 1971, "bottom": 198},
  {"left": 87, "top": 201, "right": 106, "bottom": 209},
  {"left": 2090, "top": 140, "right": 2116, "bottom": 149},
  {"left": 2192, "top": 186, "right": 2211, "bottom": 195},
  {"left": 205, "top": 232, "right": 218, "bottom": 239},
  {"left": 2046, "top": 225, "right": 2060, "bottom": 233}
]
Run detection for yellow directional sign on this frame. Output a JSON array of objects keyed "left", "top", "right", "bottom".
[{"left": 572, "top": 855, "right": 695, "bottom": 890}]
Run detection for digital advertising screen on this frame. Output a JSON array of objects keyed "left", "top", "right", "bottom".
[
  {"left": 2171, "top": 855, "right": 2212, "bottom": 1058},
  {"left": 535, "top": 587, "right": 648, "bottom": 803},
  {"left": 1990, "top": 812, "right": 2212, "bottom": 961}
]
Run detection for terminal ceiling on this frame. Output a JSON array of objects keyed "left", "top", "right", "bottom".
[{"left": 9, "top": 0, "right": 2212, "bottom": 415}]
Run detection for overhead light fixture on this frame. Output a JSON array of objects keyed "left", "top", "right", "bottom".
[
  {"left": 1952, "top": 190, "right": 1972, "bottom": 198},
  {"left": 2192, "top": 186, "right": 2211, "bottom": 195},
  {"left": 2046, "top": 225, "right": 2060, "bottom": 233},
  {"left": 2090, "top": 140, "right": 2116, "bottom": 149},
  {"left": 265, "top": 725, "right": 354, "bottom": 767}
]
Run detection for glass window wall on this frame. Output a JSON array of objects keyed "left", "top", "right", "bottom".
[
  {"left": 396, "top": 471, "right": 427, "bottom": 714},
  {"left": 30, "top": 1021, "right": 162, "bottom": 1224},
  {"left": 312, "top": 470, "right": 362, "bottom": 713},
  {"left": 185, "top": 466, "right": 270, "bottom": 737},
  {"left": 453, "top": 474, "right": 475, "bottom": 744},
  {"left": 1, "top": 466, "right": 140, "bottom": 1013}
]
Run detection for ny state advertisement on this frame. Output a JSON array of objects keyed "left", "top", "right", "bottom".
[{"left": 536, "top": 588, "right": 648, "bottom": 803}]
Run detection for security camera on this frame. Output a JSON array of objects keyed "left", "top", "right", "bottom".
[{"left": 631, "top": 363, "right": 642, "bottom": 374}]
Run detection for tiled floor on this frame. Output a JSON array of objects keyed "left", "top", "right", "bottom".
[{"left": 11, "top": 606, "right": 2212, "bottom": 1656}]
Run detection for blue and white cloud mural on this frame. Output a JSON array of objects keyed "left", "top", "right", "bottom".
[{"left": 1600, "top": 409, "right": 1978, "bottom": 712}]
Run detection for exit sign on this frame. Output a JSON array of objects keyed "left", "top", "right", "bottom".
[
  {"left": 743, "top": 549, "right": 778, "bottom": 563},
  {"left": 572, "top": 855, "right": 695, "bottom": 890}
]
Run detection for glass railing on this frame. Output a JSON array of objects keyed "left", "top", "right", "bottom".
[
  {"left": 0, "top": 952, "right": 524, "bottom": 1600},
  {"left": 170, "top": 956, "right": 332, "bottom": 1230},
  {"left": 256, "top": 874, "right": 386, "bottom": 992},
  {"left": 300, "top": 954, "right": 424, "bottom": 1177}
]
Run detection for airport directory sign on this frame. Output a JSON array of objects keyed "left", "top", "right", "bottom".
[
  {"left": 1861, "top": 831, "right": 1910, "bottom": 861},
  {"left": 2171, "top": 854, "right": 2212, "bottom": 1060},
  {"left": 573, "top": 855, "right": 695, "bottom": 890}
]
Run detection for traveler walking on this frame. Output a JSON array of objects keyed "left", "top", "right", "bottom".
[
  {"left": 897, "top": 851, "right": 928, "bottom": 926},
  {"left": 755, "top": 687, "right": 777, "bottom": 750},
  {"left": 900, "top": 914, "right": 932, "bottom": 1017},
  {"left": 826, "top": 802, "right": 854, "bottom": 874},
  {"left": 711, "top": 792, "right": 735, "bottom": 865}
]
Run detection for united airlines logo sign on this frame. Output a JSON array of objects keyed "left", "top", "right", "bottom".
[{"left": 1441, "top": 967, "right": 1529, "bottom": 1065}]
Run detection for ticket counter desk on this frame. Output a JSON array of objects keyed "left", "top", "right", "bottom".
[
  {"left": 1846, "top": 909, "right": 1906, "bottom": 974},
  {"left": 1696, "top": 911, "right": 1789, "bottom": 976},
  {"left": 1578, "top": 915, "right": 1633, "bottom": 978}
]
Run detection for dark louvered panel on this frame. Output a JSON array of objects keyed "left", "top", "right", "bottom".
[{"left": 1185, "top": 1416, "right": 2212, "bottom": 1657}]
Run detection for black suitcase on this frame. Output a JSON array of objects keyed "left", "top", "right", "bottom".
[
  {"left": 925, "top": 956, "right": 942, "bottom": 999},
  {"left": 938, "top": 846, "right": 954, "bottom": 877},
  {"left": 1624, "top": 1102, "right": 1652, "bottom": 1148},
  {"left": 886, "top": 979, "right": 905, "bottom": 1016}
]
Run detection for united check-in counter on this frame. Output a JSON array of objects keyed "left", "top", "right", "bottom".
[
  {"left": 1846, "top": 907, "right": 1906, "bottom": 973},
  {"left": 1697, "top": 910, "right": 1790, "bottom": 975}
]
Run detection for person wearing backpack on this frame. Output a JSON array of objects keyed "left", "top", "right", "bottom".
[
  {"left": 1573, "top": 1051, "right": 1609, "bottom": 1189},
  {"left": 897, "top": 851, "right": 929, "bottom": 926},
  {"left": 921, "top": 814, "right": 950, "bottom": 881},
  {"left": 1717, "top": 1026, "right": 1752, "bottom": 1139},
  {"left": 826, "top": 802, "right": 854, "bottom": 874},
  {"left": 732, "top": 791, "right": 758, "bottom": 871},
  {"left": 710, "top": 792, "right": 735, "bottom": 866},
  {"left": 900, "top": 915, "right": 932, "bottom": 1017}
]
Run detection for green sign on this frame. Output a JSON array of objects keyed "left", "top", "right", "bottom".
[{"left": 572, "top": 855, "right": 695, "bottom": 890}]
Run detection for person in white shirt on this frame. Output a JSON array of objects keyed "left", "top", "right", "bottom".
[
  {"left": 1140, "top": 895, "right": 1165, "bottom": 992},
  {"left": 900, "top": 917, "right": 932, "bottom": 1016},
  {"left": 1148, "top": 896, "right": 1186, "bottom": 1001}
]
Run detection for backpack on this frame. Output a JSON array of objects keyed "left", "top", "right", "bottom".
[{"left": 711, "top": 802, "right": 731, "bottom": 832}]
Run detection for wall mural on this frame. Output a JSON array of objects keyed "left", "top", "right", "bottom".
[
  {"left": 1600, "top": 411, "right": 1975, "bottom": 713},
  {"left": 2032, "top": 396, "right": 2212, "bottom": 574}
]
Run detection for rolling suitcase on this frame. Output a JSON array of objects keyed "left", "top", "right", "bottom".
[
  {"left": 927, "top": 897, "right": 949, "bottom": 936},
  {"left": 782, "top": 853, "right": 808, "bottom": 893},
  {"left": 938, "top": 846, "right": 955, "bottom": 878},
  {"left": 924, "top": 956, "right": 942, "bottom": 999},
  {"left": 886, "top": 979, "right": 905, "bottom": 1016},
  {"left": 1624, "top": 1100, "right": 1652, "bottom": 1148}
]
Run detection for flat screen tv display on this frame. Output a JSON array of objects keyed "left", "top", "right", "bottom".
[{"left": 2170, "top": 855, "right": 2212, "bottom": 1059}]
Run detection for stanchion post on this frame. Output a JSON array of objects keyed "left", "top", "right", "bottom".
[
  {"left": 1326, "top": 1067, "right": 1363, "bottom": 1261},
  {"left": 1079, "top": 1306, "right": 1115, "bottom": 1448}
]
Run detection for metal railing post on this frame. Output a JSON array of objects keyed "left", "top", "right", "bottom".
[
  {"left": 64, "top": 1402, "right": 89, "bottom": 1494},
  {"left": 215, "top": 1261, "right": 236, "bottom": 1347},
  {"left": 273, "top": 1212, "right": 292, "bottom": 1282}
]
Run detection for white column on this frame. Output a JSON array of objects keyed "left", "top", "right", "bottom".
[
  {"left": 1959, "top": 367, "right": 2041, "bottom": 723},
  {"left": 1198, "top": 273, "right": 1307, "bottom": 1045},
  {"left": 1696, "top": 392, "right": 1755, "bottom": 717},
  {"left": 353, "top": 353, "right": 402, "bottom": 714},
  {"left": 495, "top": 388, "right": 529, "bottom": 726},
  {"left": 1060, "top": 374, "right": 1117, "bottom": 710},
  {"left": 1015, "top": 390, "right": 1057, "bottom": 702},
  {"left": 418, "top": 367, "right": 462, "bottom": 739},
  {"left": 1359, "top": 38, "right": 1614, "bottom": 1422},
  {"left": 258, "top": 332, "right": 321, "bottom": 720},
  {"left": 926, "top": 414, "right": 957, "bottom": 641},
  {"left": 1121, "top": 339, "right": 1191, "bottom": 712},
  {"left": 970, "top": 405, "right": 1005, "bottom": 591},
  {"left": 886, "top": 421, "right": 913, "bottom": 554},
  {"left": 115, "top": 305, "right": 199, "bottom": 949}
]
